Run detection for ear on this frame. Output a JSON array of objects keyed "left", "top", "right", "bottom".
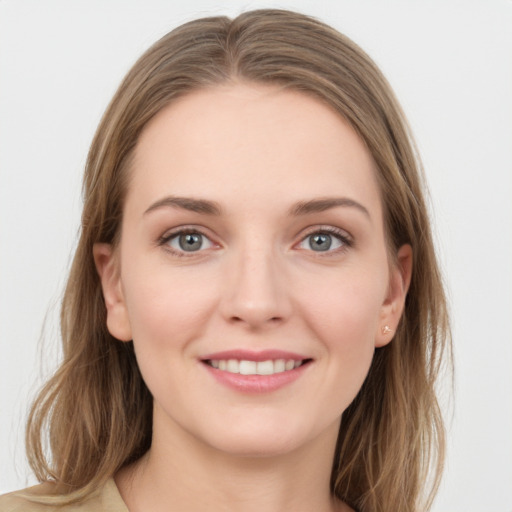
[
  {"left": 375, "top": 244, "right": 413, "bottom": 348},
  {"left": 93, "top": 243, "right": 132, "bottom": 342}
]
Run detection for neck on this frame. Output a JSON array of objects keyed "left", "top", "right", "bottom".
[{"left": 116, "top": 412, "right": 349, "bottom": 512}]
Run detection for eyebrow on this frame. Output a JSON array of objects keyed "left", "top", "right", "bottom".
[
  {"left": 144, "top": 195, "right": 370, "bottom": 219},
  {"left": 289, "top": 197, "right": 370, "bottom": 219},
  {"left": 144, "top": 196, "right": 222, "bottom": 216}
]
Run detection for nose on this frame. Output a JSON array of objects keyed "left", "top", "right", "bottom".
[{"left": 220, "top": 246, "right": 292, "bottom": 329}]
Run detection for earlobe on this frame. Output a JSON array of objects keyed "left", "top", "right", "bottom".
[
  {"left": 375, "top": 244, "right": 413, "bottom": 348},
  {"left": 93, "top": 243, "right": 132, "bottom": 342}
]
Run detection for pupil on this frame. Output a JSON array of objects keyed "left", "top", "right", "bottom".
[
  {"left": 311, "top": 233, "right": 331, "bottom": 251},
  {"left": 179, "top": 233, "right": 202, "bottom": 251}
]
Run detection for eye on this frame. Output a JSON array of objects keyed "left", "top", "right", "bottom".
[
  {"left": 297, "top": 228, "right": 351, "bottom": 253},
  {"left": 164, "top": 230, "right": 214, "bottom": 253}
]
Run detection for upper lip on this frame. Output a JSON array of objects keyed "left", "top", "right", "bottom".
[{"left": 200, "top": 349, "right": 309, "bottom": 362}]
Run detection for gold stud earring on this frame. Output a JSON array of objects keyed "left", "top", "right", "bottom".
[{"left": 382, "top": 325, "right": 392, "bottom": 335}]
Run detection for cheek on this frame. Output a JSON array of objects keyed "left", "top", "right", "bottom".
[
  {"left": 300, "top": 268, "right": 386, "bottom": 344},
  {"left": 121, "top": 266, "right": 221, "bottom": 405},
  {"left": 122, "top": 263, "right": 219, "bottom": 350},
  {"left": 296, "top": 267, "right": 387, "bottom": 397}
]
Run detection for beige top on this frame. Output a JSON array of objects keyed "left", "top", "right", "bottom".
[{"left": 0, "top": 479, "right": 128, "bottom": 512}]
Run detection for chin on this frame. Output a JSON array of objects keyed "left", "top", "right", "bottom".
[
  {"left": 226, "top": 434, "right": 299, "bottom": 458},
  {"left": 198, "top": 414, "right": 340, "bottom": 460}
]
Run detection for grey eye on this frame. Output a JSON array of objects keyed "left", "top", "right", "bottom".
[
  {"left": 298, "top": 232, "right": 345, "bottom": 252},
  {"left": 308, "top": 233, "right": 332, "bottom": 251},
  {"left": 168, "top": 232, "right": 213, "bottom": 252}
]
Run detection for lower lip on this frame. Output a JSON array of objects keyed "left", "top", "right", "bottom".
[{"left": 202, "top": 362, "right": 310, "bottom": 393}]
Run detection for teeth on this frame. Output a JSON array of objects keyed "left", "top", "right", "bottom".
[
  {"left": 208, "top": 358, "right": 303, "bottom": 375},
  {"left": 227, "top": 359, "right": 239, "bottom": 373},
  {"left": 274, "top": 359, "right": 286, "bottom": 373},
  {"left": 256, "top": 360, "right": 273, "bottom": 375},
  {"left": 239, "top": 360, "right": 256, "bottom": 375}
]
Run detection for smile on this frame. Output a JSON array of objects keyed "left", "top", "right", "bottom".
[{"left": 205, "top": 359, "right": 305, "bottom": 375}]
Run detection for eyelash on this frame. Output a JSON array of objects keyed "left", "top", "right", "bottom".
[
  {"left": 158, "top": 227, "right": 215, "bottom": 258},
  {"left": 157, "top": 225, "right": 353, "bottom": 257},
  {"left": 298, "top": 226, "right": 353, "bottom": 254}
]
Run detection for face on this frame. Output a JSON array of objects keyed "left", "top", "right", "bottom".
[{"left": 95, "top": 83, "right": 411, "bottom": 458}]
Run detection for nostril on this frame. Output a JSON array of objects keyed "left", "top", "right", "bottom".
[{"left": 229, "top": 315, "right": 283, "bottom": 325}]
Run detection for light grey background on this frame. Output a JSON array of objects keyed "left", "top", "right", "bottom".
[{"left": 1, "top": 1, "right": 511, "bottom": 510}]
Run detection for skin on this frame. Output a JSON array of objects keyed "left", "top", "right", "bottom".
[{"left": 94, "top": 83, "right": 412, "bottom": 512}]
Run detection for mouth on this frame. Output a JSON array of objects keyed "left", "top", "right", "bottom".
[
  {"left": 203, "top": 358, "right": 312, "bottom": 376},
  {"left": 200, "top": 350, "right": 312, "bottom": 393}
]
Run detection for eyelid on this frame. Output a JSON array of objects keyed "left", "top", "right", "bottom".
[
  {"left": 156, "top": 224, "right": 352, "bottom": 256},
  {"left": 295, "top": 225, "right": 353, "bottom": 253},
  {"left": 158, "top": 225, "right": 220, "bottom": 256}
]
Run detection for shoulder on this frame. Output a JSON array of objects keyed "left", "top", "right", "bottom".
[
  {"left": 0, "top": 483, "right": 54, "bottom": 512},
  {"left": 0, "top": 479, "right": 128, "bottom": 512}
]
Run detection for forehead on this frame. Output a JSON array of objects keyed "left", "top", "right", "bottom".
[{"left": 128, "top": 82, "right": 382, "bottom": 219}]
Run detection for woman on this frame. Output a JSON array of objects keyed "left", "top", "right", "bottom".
[{"left": 0, "top": 9, "right": 450, "bottom": 512}]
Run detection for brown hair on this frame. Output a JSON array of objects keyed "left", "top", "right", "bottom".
[{"left": 26, "top": 9, "right": 451, "bottom": 511}]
